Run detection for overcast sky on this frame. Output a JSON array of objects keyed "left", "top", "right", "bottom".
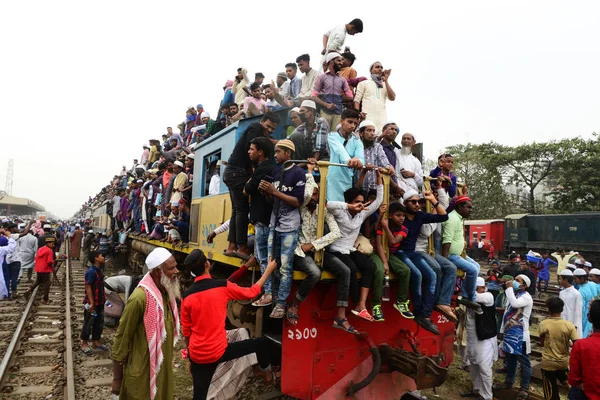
[{"left": 1, "top": 1, "right": 598, "bottom": 218}]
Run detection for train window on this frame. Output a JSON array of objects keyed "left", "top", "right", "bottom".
[
  {"left": 203, "top": 150, "right": 222, "bottom": 197},
  {"left": 189, "top": 203, "right": 200, "bottom": 244},
  {"left": 472, "top": 232, "right": 478, "bottom": 239},
  {"left": 480, "top": 232, "right": 487, "bottom": 239}
]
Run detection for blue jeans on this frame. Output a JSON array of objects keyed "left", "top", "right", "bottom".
[
  {"left": 448, "top": 255, "right": 480, "bottom": 301},
  {"left": 268, "top": 228, "right": 300, "bottom": 307},
  {"left": 505, "top": 342, "right": 531, "bottom": 391},
  {"left": 420, "top": 252, "right": 457, "bottom": 306},
  {"left": 3, "top": 262, "right": 20, "bottom": 297},
  {"left": 254, "top": 223, "right": 271, "bottom": 294},
  {"left": 395, "top": 251, "right": 436, "bottom": 318}
]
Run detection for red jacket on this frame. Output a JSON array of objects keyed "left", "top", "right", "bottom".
[
  {"left": 569, "top": 332, "right": 600, "bottom": 399},
  {"left": 181, "top": 275, "right": 260, "bottom": 363},
  {"left": 35, "top": 246, "right": 54, "bottom": 273}
]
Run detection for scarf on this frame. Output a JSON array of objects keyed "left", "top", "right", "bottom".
[
  {"left": 501, "top": 290, "right": 525, "bottom": 355},
  {"left": 370, "top": 73, "right": 384, "bottom": 88},
  {"left": 138, "top": 273, "right": 180, "bottom": 400}
]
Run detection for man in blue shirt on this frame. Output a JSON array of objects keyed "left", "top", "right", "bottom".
[
  {"left": 536, "top": 250, "right": 557, "bottom": 293},
  {"left": 326, "top": 109, "right": 363, "bottom": 201}
]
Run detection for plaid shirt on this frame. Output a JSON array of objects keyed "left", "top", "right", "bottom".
[
  {"left": 291, "top": 117, "right": 330, "bottom": 160},
  {"left": 83, "top": 265, "right": 105, "bottom": 306},
  {"left": 362, "top": 142, "right": 391, "bottom": 192}
]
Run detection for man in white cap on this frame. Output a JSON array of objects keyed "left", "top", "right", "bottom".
[
  {"left": 583, "top": 261, "right": 593, "bottom": 273},
  {"left": 589, "top": 268, "right": 600, "bottom": 297},
  {"left": 112, "top": 247, "right": 180, "bottom": 400},
  {"left": 170, "top": 160, "right": 188, "bottom": 204},
  {"left": 574, "top": 268, "right": 595, "bottom": 337},
  {"left": 396, "top": 132, "right": 424, "bottom": 192},
  {"left": 463, "top": 277, "right": 497, "bottom": 400},
  {"left": 311, "top": 52, "right": 354, "bottom": 132},
  {"left": 354, "top": 61, "right": 396, "bottom": 132},
  {"left": 289, "top": 99, "right": 330, "bottom": 162},
  {"left": 498, "top": 274, "right": 533, "bottom": 398},
  {"left": 208, "top": 160, "right": 221, "bottom": 196},
  {"left": 199, "top": 111, "right": 217, "bottom": 139},
  {"left": 357, "top": 119, "right": 394, "bottom": 193},
  {"left": 559, "top": 268, "right": 583, "bottom": 337}
]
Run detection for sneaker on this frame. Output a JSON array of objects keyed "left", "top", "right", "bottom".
[
  {"left": 393, "top": 300, "right": 415, "bottom": 319},
  {"left": 372, "top": 305, "right": 384, "bottom": 322},
  {"left": 415, "top": 316, "right": 440, "bottom": 335}
]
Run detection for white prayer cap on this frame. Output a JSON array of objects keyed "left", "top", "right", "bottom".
[
  {"left": 403, "top": 190, "right": 419, "bottom": 202},
  {"left": 359, "top": 120, "right": 376, "bottom": 130},
  {"left": 143, "top": 144, "right": 150, "bottom": 148},
  {"left": 290, "top": 107, "right": 300, "bottom": 114},
  {"left": 145, "top": 247, "right": 173, "bottom": 270},
  {"left": 88, "top": 229, "right": 94, "bottom": 233},
  {"left": 186, "top": 153, "right": 195, "bottom": 159},
  {"left": 574, "top": 259, "right": 583, "bottom": 265},
  {"left": 584, "top": 261, "right": 592, "bottom": 267},
  {"left": 75, "top": 223, "right": 80, "bottom": 227},
  {"left": 43, "top": 224, "right": 51, "bottom": 229},
  {"left": 589, "top": 268, "right": 600, "bottom": 276},
  {"left": 566, "top": 263, "right": 576, "bottom": 270},
  {"left": 516, "top": 274, "right": 531, "bottom": 288},
  {"left": 136, "top": 179, "right": 143, "bottom": 183},
  {"left": 573, "top": 268, "right": 587, "bottom": 277},
  {"left": 300, "top": 100, "right": 316, "bottom": 110},
  {"left": 326, "top": 52, "right": 342, "bottom": 63},
  {"left": 174, "top": 161, "right": 184, "bottom": 168},
  {"left": 476, "top": 277, "right": 485, "bottom": 287},
  {"left": 560, "top": 269, "right": 573, "bottom": 277},
  {"left": 18, "top": 223, "right": 25, "bottom": 229},
  {"left": 201, "top": 111, "right": 210, "bottom": 119},
  {"left": 171, "top": 200, "right": 179, "bottom": 207}
]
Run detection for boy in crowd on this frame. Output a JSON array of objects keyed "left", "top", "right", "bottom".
[
  {"left": 430, "top": 153, "right": 457, "bottom": 198},
  {"left": 539, "top": 297, "right": 578, "bottom": 400},
  {"left": 81, "top": 251, "right": 108, "bottom": 355}
]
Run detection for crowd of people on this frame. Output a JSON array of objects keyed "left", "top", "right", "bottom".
[{"left": 51, "top": 17, "right": 600, "bottom": 400}]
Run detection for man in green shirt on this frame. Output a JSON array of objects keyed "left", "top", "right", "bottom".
[
  {"left": 442, "top": 196, "right": 481, "bottom": 311},
  {"left": 112, "top": 248, "right": 180, "bottom": 399}
]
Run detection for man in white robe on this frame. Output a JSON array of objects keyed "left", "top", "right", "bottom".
[
  {"left": 559, "top": 268, "right": 583, "bottom": 337},
  {"left": 465, "top": 277, "right": 497, "bottom": 400},
  {"left": 17, "top": 227, "right": 38, "bottom": 281},
  {"left": 395, "top": 132, "right": 423, "bottom": 192}
]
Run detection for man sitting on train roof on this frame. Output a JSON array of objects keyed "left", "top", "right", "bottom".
[
  {"left": 223, "top": 111, "right": 281, "bottom": 260},
  {"left": 256, "top": 139, "right": 306, "bottom": 319}
]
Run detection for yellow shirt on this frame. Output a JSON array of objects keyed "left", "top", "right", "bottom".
[{"left": 539, "top": 317, "right": 579, "bottom": 370}]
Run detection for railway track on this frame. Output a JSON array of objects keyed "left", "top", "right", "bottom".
[{"left": 0, "top": 241, "right": 114, "bottom": 399}]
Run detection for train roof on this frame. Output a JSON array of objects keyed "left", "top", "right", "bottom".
[
  {"left": 505, "top": 213, "right": 530, "bottom": 219},
  {"left": 465, "top": 219, "right": 505, "bottom": 225}
]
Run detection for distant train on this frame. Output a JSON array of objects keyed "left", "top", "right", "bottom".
[{"left": 465, "top": 212, "right": 600, "bottom": 261}]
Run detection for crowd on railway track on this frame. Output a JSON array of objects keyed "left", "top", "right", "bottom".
[{"left": 0, "top": 17, "right": 594, "bottom": 400}]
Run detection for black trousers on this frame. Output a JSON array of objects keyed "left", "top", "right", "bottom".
[
  {"left": 328, "top": 251, "right": 374, "bottom": 305},
  {"left": 30, "top": 272, "right": 51, "bottom": 301},
  {"left": 222, "top": 167, "right": 250, "bottom": 246},
  {"left": 542, "top": 369, "right": 567, "bottom": 400},
  {"left": 190, "top": 338, "right": 270, "bottom": 400},
  {"left": 81, "top": 305, "right": 105, "bottom": 341}
]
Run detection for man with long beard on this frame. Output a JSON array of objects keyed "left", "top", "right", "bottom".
[
  {"left": 396, "top": 132, "right": 424, "bottom": 192},
  {"left": 111, "top": 247, "right": 180, "bottom": 399}
]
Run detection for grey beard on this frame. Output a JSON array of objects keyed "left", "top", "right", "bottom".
[
  {"left": 400, "top": 145, "right": 412, "bottom": 155},
  {"left": 160, "top": 272, "right": 181, "bottom": 301}
]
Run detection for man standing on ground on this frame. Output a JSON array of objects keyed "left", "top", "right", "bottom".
[
  {"left": 223, "top": 112, "right": 280, "bottom": 259},
  {"left": 17, "top": 225, "right": 37, "bottom": 283},
  {"left": 25, "top": 236, "right": 55, "bottom": 304},
  {"left": 574, "top": 268, "right": 595, "bottom": 337},
  {"left": 568, "top": 300, "right": 600, "bottom": 399},
  {"left": 558, "top": 269, "right": 583, "bottom": 337},
  {"left": 70, "top": 224, "right": 83, "bottom": 260},
  {"left": 81, "top": 251, "right": 108, "bottom": 355},
  {"left": 112, "top": 248, "right": 180, "bottom": 399},
  {"left": 537, "top": 250, "right": 557, "bottom": 293}
]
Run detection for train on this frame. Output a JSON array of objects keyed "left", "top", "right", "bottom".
[{"left": 91, "top": 108, "right": 453, "bottom": 399}]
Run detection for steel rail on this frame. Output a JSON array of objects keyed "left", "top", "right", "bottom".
[
  {"left": 0, "top": 286, "right": 39, "bottom": 387},
  {"left": 64, "top": 239, "right": 76, "bottom": 400}
]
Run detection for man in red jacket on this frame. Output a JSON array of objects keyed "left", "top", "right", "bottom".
[
  {"left": 181, "top": 249, "right": 277, "bottom": 400},
  {"left": 25, "top": 236, "right": 55, "bottom": 303},
  {"left": 568, "top": 299, "right": 600, "bottom": 399}
]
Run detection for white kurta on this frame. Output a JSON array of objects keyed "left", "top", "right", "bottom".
[
  {"left": 466, "top": 291, "right": 498, "bottom": 400},
  {"left": 560, "top": 285, "right": 583, "bottom": 337},
  {"left": 354, "top": 79, "right": 388, "bottom": 133},
  {"left": 500, "top": 288, "right": 533, "bottom": 354},
  {"left": 17, "top": 234, "right": 38, "bottom": 270},
  {"left": 395, "top": 152, "right": 424, "bottom": 191},
  {"left": 209, "top": 174, "right": 221, "bottom": 195}
]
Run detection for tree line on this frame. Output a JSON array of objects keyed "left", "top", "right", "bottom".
[{"left": 435, "top": 133, "right": 600, "bottom": 219}]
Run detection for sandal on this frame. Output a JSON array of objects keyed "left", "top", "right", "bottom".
[
  {"left": 252, "top": 293, "right": 272, "bottom": 307},
  {"left": 233, "top": 251, "right": 250, "bottom": 261},
  {"left": 81, "top": 347, "right": 93, "bottom": 356},
  {"left": 516, "top": 390, "right": 529, "bottom": 400},
  {"left": 269, "top": 304, "right": 286, "bottom": 319},
  {"left": 286, "top": 306, "right": 299, "bottom": 326},
  {"left": 351, "top": 308, "right": 374, "bottom": 322},
  {"left": 332, "top": 318, "right": 359, "bottom": 335},
  {"left": 435, "top": 305, "right": 458, "bottom": 322}
]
